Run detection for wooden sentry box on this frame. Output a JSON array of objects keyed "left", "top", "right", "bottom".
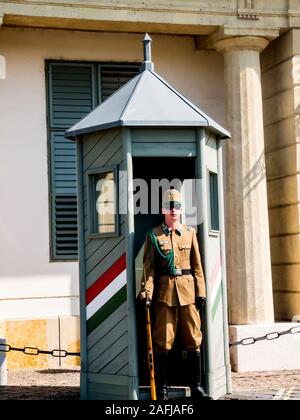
[{"left": 66, "top": 35, "right": 231, "bottom": 400}]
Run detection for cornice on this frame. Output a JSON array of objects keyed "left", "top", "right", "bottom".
[
  {"left": 0, "top": 1, "right": 294, "bottom": 19},
  {"left": 0, "top": 1, "right": 298, "bottom": 34}
]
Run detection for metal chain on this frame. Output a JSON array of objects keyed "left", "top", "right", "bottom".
[
  {"left": 0, "top": 343, "right": 80, "bottom": 358},
  {"left": 230, "top": 325, "right": 300, "bottom": 347},
  {"left": 1, "top": 326, "right": 299, "bottom": 354}
]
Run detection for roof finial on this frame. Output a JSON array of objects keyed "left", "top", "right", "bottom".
[{"left": 142, "top": 33, "right": 154, "bottom": 72}]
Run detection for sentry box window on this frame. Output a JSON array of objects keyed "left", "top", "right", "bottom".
[
  {"left": 209, "top": 171, "right": 220, "bottom": 232},
  {"left": 88, "top": 167, "right": 119, "bottom": 238}
]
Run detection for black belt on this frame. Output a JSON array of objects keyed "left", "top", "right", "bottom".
[{"left": 173, "top": 268, "right": 193, "bottom": 276}]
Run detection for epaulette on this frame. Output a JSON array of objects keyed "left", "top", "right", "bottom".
[
  {"left": 151, "top": 226, "right": 162, "bottom": 236},
  {"left": 186, "top": 226, "right": 194, "bottom": 231}
]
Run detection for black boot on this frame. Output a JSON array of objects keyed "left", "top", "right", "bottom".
[
  {"left": 156, "top": 352, "right": 168, "bottom": 400},
  {"left": 188, "top": 351, "right": 212, "bottom": 400}
]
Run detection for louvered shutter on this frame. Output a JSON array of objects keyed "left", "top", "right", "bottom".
[
  {"left": 50, "top": 132, "right": 78, "bottom": 257},
  {"left": 48, "top": 64, "right": 95, "bottom": 259},
  {"left": 100, "top": 66, "right": 141, "bottom": 101},
  {"left": 47, "top": 62, "right": 140, "bottom": 260}
]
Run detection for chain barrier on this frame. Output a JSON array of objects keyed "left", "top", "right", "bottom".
[
  {"left": 230, "top": 325, "right": 300, "bottom": 347},
  {"left": 1, "top": 326, "right": 299, "bottom": 355},
  {"left": 0, "top": 343, "right": 80, "bottom": 358}
]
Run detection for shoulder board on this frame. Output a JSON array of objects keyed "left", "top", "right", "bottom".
[
  {"left": 150, "top": 225, "right": 162, "bottom": 236},
  {"left": 186, "top": 226, "right": 194, "bottom": 231}
]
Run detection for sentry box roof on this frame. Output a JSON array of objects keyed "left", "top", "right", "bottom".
[{"left": 65, "top": 35, "right": 230, "bottom": 140}]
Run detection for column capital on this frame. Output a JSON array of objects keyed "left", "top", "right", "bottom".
[
  {"left": 215, "top": 36, "right": 269, "bottom": 54},
  {"left": 195, "top": 26, "right": 279, "bottom": 51}
]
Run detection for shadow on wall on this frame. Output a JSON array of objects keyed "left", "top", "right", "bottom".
[{"left": 243, "top": 151, "right": 266, "bottom": 200}]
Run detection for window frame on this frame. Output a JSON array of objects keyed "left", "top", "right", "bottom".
[
  {"left": 87, "top": 166, "right": 120, "bottom": 239},
  {"left": 207, "top": 169, "right": 220, "bottom": 235}
]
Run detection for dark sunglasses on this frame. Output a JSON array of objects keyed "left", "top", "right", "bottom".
[{"left": 163, "top": 201, "right": 182, "bottom": 210}]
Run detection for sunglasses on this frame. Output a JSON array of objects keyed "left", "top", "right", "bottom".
[{"left": 163, "top": 201, "right": 182, "bottom": 210}]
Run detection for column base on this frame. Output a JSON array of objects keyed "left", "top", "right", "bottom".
[{"left": 229, "top": 323, "right": 300, "bottom": 372}]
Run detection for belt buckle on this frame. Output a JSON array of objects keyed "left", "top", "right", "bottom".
[{"left": 174, "top": 268, "right": 182, "bottom": 276}]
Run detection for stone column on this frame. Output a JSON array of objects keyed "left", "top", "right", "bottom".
[{"left": 215, "top": 36, "right": 274, "bottom": 325}]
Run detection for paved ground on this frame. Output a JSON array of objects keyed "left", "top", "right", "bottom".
[
  {"left": 0, "top": 369, "right": 80, "bottom": 400},
  {"left": 222, "top": 370, "right": 300, "bottom": 400},
  {"left": 0, "top": 368, "right": 300, "bottom": 400}
]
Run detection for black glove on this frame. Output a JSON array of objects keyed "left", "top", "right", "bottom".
[{"left": 196, "top": 297, "right": 206, "bottom": 311}]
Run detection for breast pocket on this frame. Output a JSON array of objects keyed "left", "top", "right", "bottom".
[
  {"left": 179, "top": 244, "right": 191, "bottom": 260},
  {"left": 159, "top": 244, "right": 172, "bottom": 256}
]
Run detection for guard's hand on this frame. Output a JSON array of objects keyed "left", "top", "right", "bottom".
[
  {"left": 142, "top": 297, "right": 151, "bottom": 309},
  {"left": 196, "top": 297, "right": 206, "bottom": 311}
]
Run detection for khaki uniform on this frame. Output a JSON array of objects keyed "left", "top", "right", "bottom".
[{"left": 140, "top": 224, "right": 206, "bottom": 352}]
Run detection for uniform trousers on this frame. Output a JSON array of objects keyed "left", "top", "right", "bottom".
[{"left": 153, "top": 303, "right": 202, "bottom": 352}]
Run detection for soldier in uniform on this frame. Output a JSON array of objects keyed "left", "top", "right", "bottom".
[{"left": 140, "top": 188, "right": 210, "bottom": 400}]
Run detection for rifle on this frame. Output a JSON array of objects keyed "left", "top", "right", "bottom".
[{"left": 146, "top": 305, "right": 157, "bottom": 400}]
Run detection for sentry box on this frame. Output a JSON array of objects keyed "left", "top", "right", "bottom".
[{"left": 66, "top": 34, "right": 231, "bottom": 401}]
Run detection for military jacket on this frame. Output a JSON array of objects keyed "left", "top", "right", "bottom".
[{"left": 140, "top": 224, "right": 206, "bottom": 306}]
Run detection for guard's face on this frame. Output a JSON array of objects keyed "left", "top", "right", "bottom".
[{"left": 162, "top": 201, "right": 182, "bottom": 222}]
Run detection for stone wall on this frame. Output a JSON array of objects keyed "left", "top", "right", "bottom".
[{"left": 0, "top": 317, "right": 80, "bottom": 369}]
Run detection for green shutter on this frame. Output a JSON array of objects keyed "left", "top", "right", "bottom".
[
  {"left": 48, "top": 63, "right": 95, "bottom": 260},
  {"left": 52, "top": 132, "right": 77, "bottom": 195},
  {"left": 49, "top": 64, "right": 96, "bottom": 129},
  {"left": 50, "top": 132, "right": 78, "bottom": 257},
  {"left": 99, "top": 65, "right": 140, "bottom": 101},
  {"left": 47, "top": 62, "right": 139, "bottom": 260}
]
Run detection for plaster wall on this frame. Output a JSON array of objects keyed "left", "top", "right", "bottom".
[{"left": 0, "top": 28, "right": 225, "bottom": 320}]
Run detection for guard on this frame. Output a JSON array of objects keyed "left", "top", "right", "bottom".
[{"left": 140, "top": 188, "right": 210, "bottom": 400}]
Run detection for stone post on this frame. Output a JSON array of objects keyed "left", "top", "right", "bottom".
[
  {"left": 215, "top": 36, "right": 274, "bottom": 325},
  {"left": 0, "top": 13, "right": 5, "bottom": 79},
  {"left": 0, "top": 55, "right": 5, "bottom": 79},
  {"left": 0, "top": 338, "right": 7, "bottom": 386}
]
